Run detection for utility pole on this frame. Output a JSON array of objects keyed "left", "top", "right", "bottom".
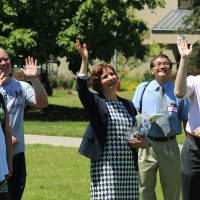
[{"left": 113, "top": 49, "right": 117, "bottom": 72}]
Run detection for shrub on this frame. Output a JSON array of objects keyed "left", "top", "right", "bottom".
[
  {"left": 48, "top": 75, "right": 58, "bottom": 88},
  {"left": 143, "top": 70, "right": 153, "bottom": 82},
  {"left": 120, "top": 78, "right": 139, "bottom": 91}
]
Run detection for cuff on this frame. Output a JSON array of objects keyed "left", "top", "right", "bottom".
[{"left": 76, "top": 73, "right": 88, "bottom": 80}]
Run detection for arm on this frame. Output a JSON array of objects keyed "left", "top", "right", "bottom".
[
  {"left": 5, "top": 108, "right": 13, "bottom": 176},
  {"left": 76, "top": 39, "right": 88, "bottom": 74},
  {"left": 21, "top": 57, "right": 48, "bottom": 108},
  {"left": 174, "top": 37, "right": 193, "bottom": 98},
  {"left": 76, "top": 40, "right": 96, "bottom": 111}
]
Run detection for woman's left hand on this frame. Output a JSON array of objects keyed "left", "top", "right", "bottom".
[
  {"left": 128, "top": 135, "right": 148, "bottom": 149},
  {"left": 193, "top": 127, "right": 200, "bottom": 138}
]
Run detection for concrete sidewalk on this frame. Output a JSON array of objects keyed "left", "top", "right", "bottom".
[
  {"left": 25, "top": 134, "right": 82, "bottom": 147},
  {"left": 25, "top": 134, "right": 183, "bottom": 150}
]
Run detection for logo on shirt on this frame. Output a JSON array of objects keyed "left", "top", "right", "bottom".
[{"left": 0, "top": 105, "right": 5, "bottom": 122}]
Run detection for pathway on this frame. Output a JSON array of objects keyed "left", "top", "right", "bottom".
[
  {"left": 25, "top": 134, "right": 183, "bottom": 150},
  {"left": 25, "top": 134, "right": 81, "bottom": 147}
]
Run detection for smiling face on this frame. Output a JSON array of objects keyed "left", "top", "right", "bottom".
[
  {"left": 90, "top": 63, "right": 118, "bottom": 96},
  {"left": 0, "top": 49, "right": 12, "bottom": 78},
  {"left": 100, "top": 67, "right": 118, "bottom": 93},
  {"left": 150, "top": 56, "right": 172, "bottom": 84}
]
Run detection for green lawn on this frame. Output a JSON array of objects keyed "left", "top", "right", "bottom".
[
  {"left": 23, "top": 144, "right": 167, "bottom": 200},
  {"left": 23, "top": 145, "right": 90, "bottom": 200},
  {"left": 24, "top": 121, "right": 87, "bottom": 137}
]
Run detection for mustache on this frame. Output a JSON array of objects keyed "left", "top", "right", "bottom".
[{"left": 160, "top": 68, "right": 171, "bottom": 73}]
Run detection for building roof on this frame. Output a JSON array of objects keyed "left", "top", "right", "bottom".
[{"left": 152, "top": 9, "right": 192, "bottom": 33}]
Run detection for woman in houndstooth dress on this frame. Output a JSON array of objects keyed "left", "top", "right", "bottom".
[
  {"left": 76, "top": 40, "right": 147, "bottom": 200},
  {"left": 90, "top": 100, "right": 139, "bottom": 199}
]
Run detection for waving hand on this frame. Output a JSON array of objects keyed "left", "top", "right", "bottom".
[
  {"left": 177, "top": 36, "right": 193, "bottom": 59},
  {"left": 21, "top": 56, "right": 38, "bottom": 77}
]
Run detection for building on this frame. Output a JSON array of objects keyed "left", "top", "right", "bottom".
[{"left": 135, "top": 0, "right": 199, "bottom": 68}]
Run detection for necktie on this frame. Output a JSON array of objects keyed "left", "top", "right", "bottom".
[{"left": 156, "top": 86, "right": 171, "bottom": 136}]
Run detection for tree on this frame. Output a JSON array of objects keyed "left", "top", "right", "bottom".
[
  {"left": 182, "top": 0, "right": 200, "bottom": 34},
  {"left": 181, "top": 0, "right": 200, "bottom": 69},
  {"left": 0, "top": 0, "right": 79, "bottom": 63},
  {"left": 0, "top": 0, "right": 165, "bottom": 72},
  {"left": 57, "top": 0, "right": 166, "bottom": 72}
]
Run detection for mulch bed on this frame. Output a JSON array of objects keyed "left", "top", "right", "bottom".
[{"left": 24, "top": 105, "right": 89, "bottom": 121}]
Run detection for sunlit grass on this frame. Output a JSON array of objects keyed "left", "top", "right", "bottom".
[
  {"left": 23, "top": 145, "right": 90, "bottom": 200},
  {"left": 23, "top": 144, "right": 169, "bottom": 200},
  {"left": 24, "top": 121, "right": 87, "bottom": 137}
]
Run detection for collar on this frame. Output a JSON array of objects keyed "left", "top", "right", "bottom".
[{"left": 151, "top": 79, "right": 170, "bottom": 92}]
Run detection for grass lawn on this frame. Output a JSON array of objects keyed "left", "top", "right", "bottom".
[
  {"left": 23, "top": 145, "right": 90, "bottom": 200},
  {"left": 23, "top": 144, "right": 167, "bottom": 200},
  {"left": 24, "top": 121, "right": 87, "bottom": 137}
]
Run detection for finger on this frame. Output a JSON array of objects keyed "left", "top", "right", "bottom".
[
  {"left": 27, "top": 56, "right": 31, "bottom": 65},
  {"left": 30, "top": 57, "right": 34, "bottom": 65},
  {"left": 25, "top": 58, "right": 28, "bottom": 66},
  {"left": 34, "top": 58, "right": 37, "bottom": 67},
  {"left": 189, "top": 44, "right": 193, "bottom": 52},
  {"left": 83, "top": 43, "right": 87, "bottom": 50},
  {"left": 76, "top": 39, "right": 80, "bottom": 46},
  {"left": 177, "top": 37, "right": 181, "bottom": 44},
  {"left": 177, "top": 39, "right": 181, "bottom": 48},
  {"left": 0, "top": 72, "right": 4, "bottom": 79},
  {"left": 183, "top": 39, "right": 188, "bottom": 48},
  {"left": 76, "top": 39, "right": 81, "bottom": 50}
]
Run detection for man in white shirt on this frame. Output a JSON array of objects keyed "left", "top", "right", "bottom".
[{"left": 175, "top": 37, "right": 199, "bottom": 200}]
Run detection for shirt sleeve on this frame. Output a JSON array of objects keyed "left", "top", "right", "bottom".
[
  {"left": 19, "top": 81, "right": 35, "bottom": 105},
  {"left": 132, "top": 82, "right": 148, "bottom": 113},
  {"left": 178, "top": 98, "right": 189, "bottom": 122},
  {"left": 183, "top": 75, "right": 196, "bottom": 98},
  {"left": 76, "top": 73, "right": 88, "bottom": 80}
]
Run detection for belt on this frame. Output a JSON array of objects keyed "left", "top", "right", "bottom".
[{"left": 147, "top": 135, "right": 176, "bottom": 142}]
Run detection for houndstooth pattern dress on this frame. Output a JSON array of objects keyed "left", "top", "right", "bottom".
[{"left": 90, "top": 100, "right": 139, "bottom": 200}]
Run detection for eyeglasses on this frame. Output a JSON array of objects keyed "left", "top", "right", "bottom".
[
  {"left": 0, "top": 57, "right": 10, "bottom": 64},
  {"left": 153, "top": 62, "right": 170, "bottom": 68}
]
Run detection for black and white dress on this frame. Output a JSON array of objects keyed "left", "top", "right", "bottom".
[{"left": 90, "top": 100, "right": 139, "bottom": 200}]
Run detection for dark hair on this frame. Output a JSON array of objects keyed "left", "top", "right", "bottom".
[
  {"left": 89, "top": 63, "right": 118, "bottom": 95},
  {"left": 150, "top": 54, "right": 172, "bottom": 68}
]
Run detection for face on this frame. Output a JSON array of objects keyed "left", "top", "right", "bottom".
[
  {"left": 100, "top": 67, "right": 118, "bottom": 93},
  {"left": 150, "top": 57, "right": 171, "bottom": 83},
  {"left": 0, "top": 50, "right": 12, "bottom": 77}
]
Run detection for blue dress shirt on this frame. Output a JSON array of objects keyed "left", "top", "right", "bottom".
[{"left": 133, "top": 80, "right": 189, "bottom": 137}]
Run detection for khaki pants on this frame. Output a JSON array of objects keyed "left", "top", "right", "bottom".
[{"left": 138, "top": 139, "right": 181, "bottom": 200}]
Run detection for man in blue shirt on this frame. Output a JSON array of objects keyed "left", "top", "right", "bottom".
[{"left": 133, "top": 54, "right": 189, "bottom": 200}]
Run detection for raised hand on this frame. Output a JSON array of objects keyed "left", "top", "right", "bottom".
[
  {"left": 76, "top": 39, "right": 88, "bottom": 64},
  {"left": 21, "top": 56, "right": 38, "bottom": 77},
  {"left": 177, "top": 36, "right": 193, "bottom": 59}
]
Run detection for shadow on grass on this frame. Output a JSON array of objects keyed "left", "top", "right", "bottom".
[{"left": 24, "top": 104, "right": 89, "bottom": 121}]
